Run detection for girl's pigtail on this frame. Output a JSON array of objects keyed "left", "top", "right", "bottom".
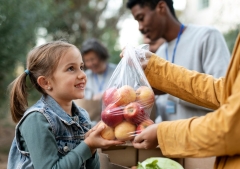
[{"left": 8, "top": 72, "right": 29, "bottom": 123}]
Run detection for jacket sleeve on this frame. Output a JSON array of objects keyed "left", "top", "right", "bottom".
[
  {"left": 144, "top": 51, "right": 240, "bottom": 157},
  {"left": 86, "top": 152, "right": 100, "bottom": 169},
  {"left": 144, "top": 54, "right": 224, "bottom": 110},
  {"left": 170, "top": 28, "right": 230, "bottom": 111},
  {"left": 157, "top": 69, "right": 240, "bottom": 157}
]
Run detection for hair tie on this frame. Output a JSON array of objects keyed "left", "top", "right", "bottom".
[{"left": 24, "top": 69, "right": 30, "bottom": 75}]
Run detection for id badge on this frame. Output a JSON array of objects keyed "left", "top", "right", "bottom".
[{"left": 165, "top": 100, "right": 176, "bottom": 114}]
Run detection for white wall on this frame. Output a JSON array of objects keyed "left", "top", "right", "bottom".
[{"left": 179, "top": 0, "right": 240, "bottom": 33}]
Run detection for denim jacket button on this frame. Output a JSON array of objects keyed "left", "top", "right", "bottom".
[
  {"left": 74, "top": 116, "right": 79, "bottom": 123},
  {"left": 63, "top": 146, "right": 69, "bottom": 152}
]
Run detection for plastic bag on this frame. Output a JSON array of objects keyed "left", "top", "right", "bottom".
[{"left": 100, "top": 45, "right": 155, "bottom": 141}]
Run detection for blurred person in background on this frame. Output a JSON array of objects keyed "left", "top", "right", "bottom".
[
  {"left": 126, "top": 0, "right": 230, "bottom": 121},
  {"left": 80, "top": 38, "right": 116, "bottom": 101}
]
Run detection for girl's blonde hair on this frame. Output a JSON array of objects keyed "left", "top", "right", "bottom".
[{"left": 9, "top": 40, "right": 75, "bottom": 123}]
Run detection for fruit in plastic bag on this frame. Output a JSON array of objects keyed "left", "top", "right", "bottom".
[
  {"left": 100, "top": 45, "right": 156, "bottom": 141},
  {"left": 123, "top": 102, "right": 146, "bottom": 125},
  {"left": 114, "top": 121, "right": 136, "bottom": 141},
  {"left": 114, "top": 85, "right": 136, "bottom": 106},
  {"left": 136, "top": 118, "right": 154, "bottom": 134},
  {"left": 101, "top": 103, "right": 124, "bottom": 127},
  {"left": 99, "top": 121, "right": 115, "bottom": 140},
  {"left": 102, "top": 87, "right": 118, "bottom": 107},
  {"left": 136, "top": 86, "right": 155, "bottom": 108}
]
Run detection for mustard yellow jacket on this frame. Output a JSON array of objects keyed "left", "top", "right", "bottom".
[{"left": 144, "top": 34, "right": 240, "bottom": 169}]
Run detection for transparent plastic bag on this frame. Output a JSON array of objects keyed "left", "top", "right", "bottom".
[{"left": 100, "top": 45, "right": 155, "bottom": 141}]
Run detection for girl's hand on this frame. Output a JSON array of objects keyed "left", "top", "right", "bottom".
[
  {"left": 85, "top": 121, "right": 101, "bottom": 139},
  {"left": 84, "top": 122, "right": 125, "bottom": 154}
]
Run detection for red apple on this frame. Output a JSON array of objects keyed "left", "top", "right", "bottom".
[
  {"left": 102, "top": 87, "right": 118, "bottom": 107},
  {"left": 114, "top": 121, "right": 136, "bottom": 141},
  {"left": 123, "top": 102, "right": 146, "bottom": 125},
  {"left": 99, "top": 121, "right": 115, "bottom": 140},
  {"left": 114, "top": 85, "right": 136, "bottom": 106},
  {"left": 136, "top": 118, "right": 154, "bottom": 134},
  {"left": 101, "top": 103, "right": 124, "bottom": 127},
  {"left": 136, "top": 86, "right": 155, "bottom": 109}
]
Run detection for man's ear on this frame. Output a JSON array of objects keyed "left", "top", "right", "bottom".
[
  {"left": 156, "top": 1, "right": 168, "bottom": 14},
  {"left": 37, "top": 76, "right": 51, "bottom": 91}
]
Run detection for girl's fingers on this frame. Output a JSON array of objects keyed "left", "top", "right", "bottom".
[
  {"left": 101, "top": 140, "right": 125, "bottom": 149},
  {"left": 90, "top": 121, "right": 101, "bottom": 131},
  {"left": 92, "top": 123, "right": 105, "bottom": 136},
  {"left": 86, "top": 121, "right": 104, "bottom": 138}
]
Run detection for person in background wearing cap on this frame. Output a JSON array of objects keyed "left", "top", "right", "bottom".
[{"left": 126, "top": 0, "right": 230, "bottom": 122}]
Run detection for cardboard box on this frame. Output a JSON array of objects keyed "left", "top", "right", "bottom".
[
  {"left": 101, "top": 144, "right": 184, "bottom": 168},
  {"left": 99, "top": 152, "right": 130, "bottom": 169},
  {"left": 100, "top": 145, "right": 216, "bottom": 169},
  {"left": 101, "top": 145, "right": 137, "bottom": 167}
]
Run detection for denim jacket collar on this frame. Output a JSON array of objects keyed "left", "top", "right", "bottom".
[{"left": 40, "top": 95, "right": 82, "bottom": 126}]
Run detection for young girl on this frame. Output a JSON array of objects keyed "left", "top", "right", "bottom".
[{"left": 7, "top": 40, "right": 124, "bottom": 169}]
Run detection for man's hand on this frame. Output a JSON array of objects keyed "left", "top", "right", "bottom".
[
  {"left": 132, "top": 123, "right": 159, "bottom": 149},
  {"left": 120, "top": 46, "right": 153, "bottom": 70}
]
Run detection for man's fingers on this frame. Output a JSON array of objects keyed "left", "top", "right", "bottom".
[
  {"left": 119, "top": 51, "right": 124, "bottom": 58},
  {"left": 133, "top": 134, "right": 144, "bottom": 144},
  {"left": 132, "top": 142, "right": 145, "bottom": 149}
]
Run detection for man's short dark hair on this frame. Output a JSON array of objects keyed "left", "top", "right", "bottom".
[
  {"left": 81, "top": 38, "right": 109, "bottom": 61},
  {"left": 126, "top": 0, "right": 177, "bottom": 19}
]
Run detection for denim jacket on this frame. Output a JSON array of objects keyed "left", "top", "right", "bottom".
[{"left": 7, "top": 95, "right": 94, "bottom": 169}]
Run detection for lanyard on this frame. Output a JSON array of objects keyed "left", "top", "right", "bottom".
[
  {"left": 165, "top": 24, "right": 184, "bottom": 63},
  {"left": 93, "top": 64, "right": 108, "bottom": 93}
]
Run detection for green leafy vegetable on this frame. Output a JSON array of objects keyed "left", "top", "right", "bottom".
[
  {"left": 137, "top": 162, "right": 144, "bottom": 169},
  {"left": 137, "top": 157, "right": 184, "bottom": 169},
  {"left": 145, "top": 160, "right": 162, "bottom": 169}
]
